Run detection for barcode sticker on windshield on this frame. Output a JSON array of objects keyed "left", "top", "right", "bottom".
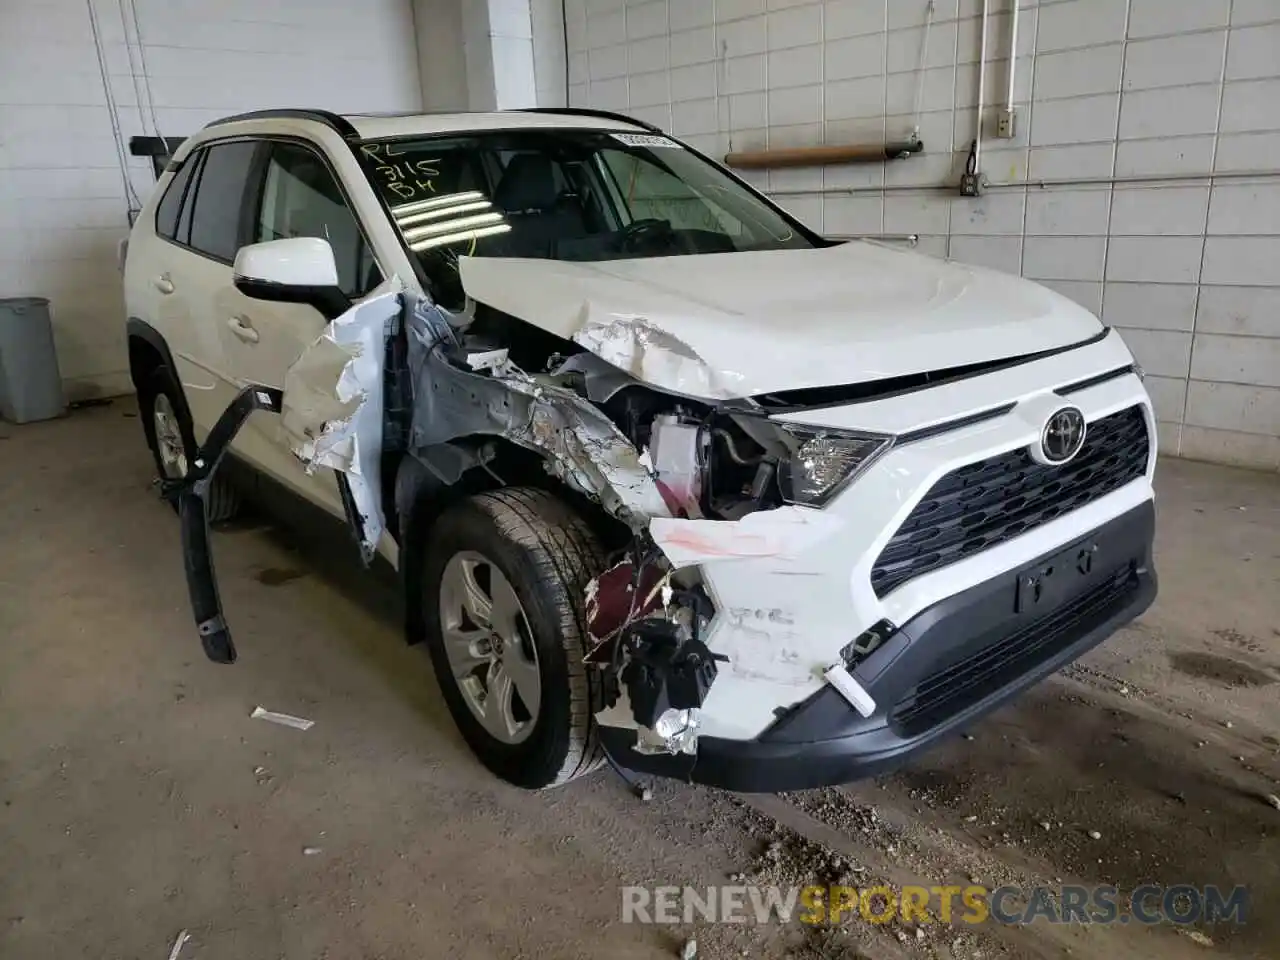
[{"left": 611, "top": 132, "right": 679, "bottom": 149}]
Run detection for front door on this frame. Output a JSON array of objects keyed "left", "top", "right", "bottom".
[{"left": 216, "top": 139, "right": 385, "bottom": 516}]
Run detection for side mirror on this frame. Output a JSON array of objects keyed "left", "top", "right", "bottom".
[{"left": 233, "top": 238, "right": 351, "bottom": 320}]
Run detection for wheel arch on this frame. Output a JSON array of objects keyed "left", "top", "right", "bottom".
[
  {"left": 127, "top": 317, "right": 179, "bottom": 393},
  {"left": 395, "top": 436, "right": 630, "bottom": 647}
]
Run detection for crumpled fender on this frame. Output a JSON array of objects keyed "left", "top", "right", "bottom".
[{"left": 281, "top": 291, "right": 401, "bottom": 561}]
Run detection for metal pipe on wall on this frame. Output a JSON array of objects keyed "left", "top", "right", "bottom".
[
  {"left": 973, "top": 0, "right": 991, "bottom": 173},
  {"left": 724, "top": 140, "right": 923, "bottom": 170},
  {"left": 1006, "top": 0, "right": 1019, "bottom": 113},
  {"left": 765, "top": 168, "right": 1279, "bottom": 198}
]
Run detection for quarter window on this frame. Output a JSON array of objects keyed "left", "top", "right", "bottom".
[
  {"left": 154, "top": 154, "right": 199, "bottom": 241},
  {"left": 174, "top": 151, "right": 205, "bottom": 246}
]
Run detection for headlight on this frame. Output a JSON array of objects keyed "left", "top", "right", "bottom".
[{"left": 774, "top": 424, "right": 893, "bottom": 506}]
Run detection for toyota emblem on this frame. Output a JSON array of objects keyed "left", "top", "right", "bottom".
[{"left": 1037, "top": 406, "right": 1087, "bottom": 465}]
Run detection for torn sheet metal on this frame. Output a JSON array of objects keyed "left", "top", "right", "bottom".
[
  {"left": 548, "top": 351, "right": 640, "bottom": 402},
  {"left": 648, "top": 505, "right": 843, "bottom": 569},
  {"left": 458, "top": 257, "right": 748, "bottom": 401},
  {"left": 405, "top": 298, "right": 671, "bottom": 529},
  {"left": 281, "top": 292, "right": 400, "bottom": 559},
  {"left": 571, "top": 311, "right": 747, "bottom": 401}
]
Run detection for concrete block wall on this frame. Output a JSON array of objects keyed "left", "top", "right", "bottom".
[
  {"left": 0, "top": 0, "right": 421, "bottom": 401},
  {"left": 560, "top": 0, "right": 1280, "bottom": 471}
]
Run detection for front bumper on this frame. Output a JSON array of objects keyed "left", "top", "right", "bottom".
[{"left": 600, "top": 499, "right": 1156, "bottom": 792}]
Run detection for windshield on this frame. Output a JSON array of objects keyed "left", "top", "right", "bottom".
[{"left": 356, "top": 129, "right": 817, "bottom": 307}]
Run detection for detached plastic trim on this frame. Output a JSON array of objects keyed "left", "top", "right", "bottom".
[{"left": 161, "top": 384, "right": 283, "bottom": 664}]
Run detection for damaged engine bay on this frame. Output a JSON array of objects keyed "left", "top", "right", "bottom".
[{"left": 172, "top": 279, "right": 868, "bottom": 765}]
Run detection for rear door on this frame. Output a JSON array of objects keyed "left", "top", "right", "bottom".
[
  {"left": 177, "top": 139, "right": 263, "bottom": 442},
  {"left": 126, "top": 147, "right": 232, "bottom": 439},
  {"left": 216, "top": 138, "right": 384, "bottom": 515}
]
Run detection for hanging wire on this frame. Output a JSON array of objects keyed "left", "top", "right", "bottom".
[
  {"left": 116, "top": 0, "right": 152, "bottom": 137},
  {"left": 85, "top": 0, "right": 143, "bottom": 213},
  {"left": 127, "top": 0, "right": 165, "bottom": 140},
  {"left": 561, "top": 0, "right": 570, "bottom": 105},
  {"left": 718, "top": 39, "right": 731, "bottom": 152},
  {"left": 909, "top": 0, "right": 937, "bottom": 142}
]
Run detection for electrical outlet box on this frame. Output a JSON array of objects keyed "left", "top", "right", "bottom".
[
  {"left": 959, "top": 172, "right": 984, "bottom": 197},
  {"left": 996, "top": 107, "right": 1017, "bottom": 140}
]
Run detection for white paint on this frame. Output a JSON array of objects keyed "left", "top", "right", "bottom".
[
  {"left": 650, "top": 506, "right": 844, "bottom": 569},
  {"left": 693, "top": 370, "right": 1156, "bottom": 741},
  {"left": 281, "top": 292, "right": 400, "bottom": 560},
  {"left": 460, "top": 242, "right": 1102, "bottom": 399},
  {"left": 233, "top": 238, "right": 340, "bottom": 289}
]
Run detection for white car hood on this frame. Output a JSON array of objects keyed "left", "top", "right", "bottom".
[{"left": 458, "top": 242, "right": 1103, "bottom": 400}]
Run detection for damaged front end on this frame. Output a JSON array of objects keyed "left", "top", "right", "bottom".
[
  {"left": 170, "top": 276, "right": 872, "bottom": 771},
  {"left": 583, "top": 551, "right": 721, "bottom": 757}
]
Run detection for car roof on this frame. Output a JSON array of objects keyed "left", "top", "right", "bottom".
[
  {"left": 198, "top": 109, "right": 653, "bottom": 144},
  {"left": 344, "top": 110, "right": 650, "bottom": 140}
]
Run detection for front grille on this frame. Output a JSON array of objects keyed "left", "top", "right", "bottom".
[
  {"left": 870, "top": 405, "right": 1149, "bottom": 598},
  {"left": 889, "top": 566, "right": 1139, "bottom": 736}
]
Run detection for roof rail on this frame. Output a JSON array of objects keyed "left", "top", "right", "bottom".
[
  {"left": 204, "top": 109, "right": 360, "bottom": 140},
  {"left": 514, "top": 107, "right": 663, "bottom": 134}
]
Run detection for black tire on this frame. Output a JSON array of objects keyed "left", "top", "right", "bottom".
[
  {"left": 138, "top": 365, "right": 240, "bottom": 523},
  {"left": 420, "top": 487, "right": 606, "bottom": 789}
]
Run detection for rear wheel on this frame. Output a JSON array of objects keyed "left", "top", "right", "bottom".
[
  {"left": 139, "top": 365, "right": 240, "bottom": 522},
  {"left": 420, "top": 488, "right": 606, "bottom": 789}
]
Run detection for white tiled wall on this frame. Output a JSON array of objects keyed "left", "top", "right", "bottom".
[
  {"left": 0, "top": 0, "right": 421, "bottom": 400},
  {"left": 559, "top": 0, "right": 1280, "bottom": 471}
]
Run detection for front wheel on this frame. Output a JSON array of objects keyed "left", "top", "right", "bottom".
[{"left": 420, "top": 488, "right": 606, "bottom": 789}]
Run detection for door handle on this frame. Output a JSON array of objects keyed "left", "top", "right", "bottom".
[
  {"left": 227, "top": 315, "right": 260, "bottom": 343},
  {"left": 153, "top": 274, "right": 174, "bottom": 295}
]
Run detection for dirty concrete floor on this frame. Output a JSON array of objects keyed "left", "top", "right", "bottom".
[{"left": 0, "top": 403, "right": 1276, "bottom": 960}]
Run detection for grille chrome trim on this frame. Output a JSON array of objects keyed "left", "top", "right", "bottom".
[
  {"left": 870, "top": 405, "right": 1149, "bottom": 598},
  {"left": 1057, "top": 364, "right": 1135, "bottom": 396},
  {"left": 896, "top": 402, "right": 1017, "bottom": 446}
]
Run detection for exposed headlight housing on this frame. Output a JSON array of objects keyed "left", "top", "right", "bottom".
[{"left": 774, "top": 424, "right": 894, "bottom": 506}]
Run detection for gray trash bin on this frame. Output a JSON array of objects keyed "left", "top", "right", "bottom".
[{"left": 0, "top": 297, "right": 66, "bottom": 424}]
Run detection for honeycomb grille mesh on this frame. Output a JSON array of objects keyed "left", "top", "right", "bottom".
[{"left": 871, "top": 406, "right": 1149, "bottom": 598}]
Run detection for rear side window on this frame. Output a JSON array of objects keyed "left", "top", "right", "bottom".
[
  {"left": 154, "top": 155, "right": 199, "bottom": 240},
  {"left": 187, "top": 140, "right": 258, "bottom": 262}
]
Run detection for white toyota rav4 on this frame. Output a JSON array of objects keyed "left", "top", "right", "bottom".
[{"left": 124, "top": 108, "right": 1157, "bottom": 791}]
